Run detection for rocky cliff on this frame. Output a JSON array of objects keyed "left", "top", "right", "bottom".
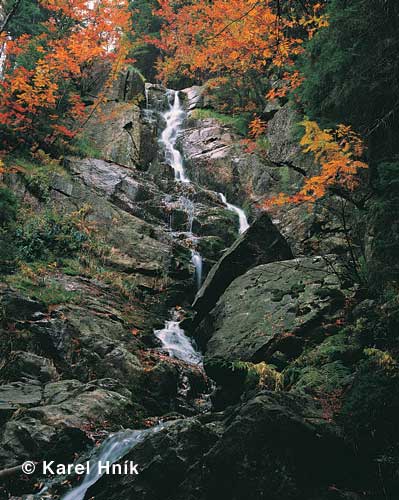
[{"left": 0, "top": 80, "right": 398, "bottom": 500}]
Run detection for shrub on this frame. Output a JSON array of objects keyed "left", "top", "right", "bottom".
[{"left": 12, "top": 205, "right": 102, "bottom": 264}]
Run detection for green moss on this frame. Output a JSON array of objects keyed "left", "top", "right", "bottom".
[
  {"left": 5, "top": 273, "right": 82, "bottom": 306},
  {"left": 285, "top": 361, "right": 352, "bottom": 394},
  {"left": 10, "top": 154, "right": 69, "bottom": 202},
  {"left": 255, "top": 136, "right": 270, "bottom": 152},
  {"left": 14, "top": 208, "right": 91, "bottom": 262},
  {"left": 277, "top": 166, "right": 292, "bottom": 193},
  {"left": 283, "top": 332, "right": 361, "bottom": 394},
  {"left": 0, "top": 186, "right": 18, "bottom": 228},
  {"left": 69, "top": 135, "right": 102, "bottom": 159},
  {"left": 340, "top": 349, "right": 399, "bottom": 449}
]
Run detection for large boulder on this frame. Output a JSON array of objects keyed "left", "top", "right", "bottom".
[
  {"left": 0, "top": 379, "right": 134, "bottom": 468},
  {"left": 192, "top": 213, "right": 293, "bottom": 323},
  {"left": 181, "top": 85, "right": 209, "bottom": 111},
  {"left": 0, "top": 351, "right": 58, "bottom": 384},
  {"left": 80, "top": 390, "right": 353, "bottom": 500},
  {"left": 200, "top": 256, "right": 347, "bottom": 364}
]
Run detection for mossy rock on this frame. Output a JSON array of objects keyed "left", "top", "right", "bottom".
[
  {"left": 339, "top": 348, "right": 399, "bottom": 450},
  {"left": 284, "top": 361, "right": 352, "bottom": 395}
]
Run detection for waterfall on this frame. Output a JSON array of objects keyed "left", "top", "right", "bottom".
[
  {"left": 154, "top": 315, "right": 202, "bottom": 365},
  {"left": 219, "top": 193, "right": 249, "bottom": 234},
  {"left": 191, "top": 250, "right": 203, "bottom": 290},
  {"left": 59, "top": 425, "right": 165, "bottom": 500},
  {"left": 58, "top": 87, "right": 204, "bottom": 497},
  {"left": 160, "top": 91, "right": 190, "bottom": 183},
  {"left": 179, "top": 196, "right": 195, "bottom": 233}
]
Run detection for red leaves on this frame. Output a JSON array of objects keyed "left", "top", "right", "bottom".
[
  {"left": 152, "top": 0, "right": 328, "bottom": 92},
  {"left": 0, "top": 0, "right": 132, "bottom": 148}
]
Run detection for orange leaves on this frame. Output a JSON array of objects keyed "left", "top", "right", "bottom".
[
  {"left": 249, "top": 116, "right": 267, "bottom": 138},
  {"left": 0, "top": 0, "right": 132, "bottom": 148},
  {"left": 263, "top": 121, "right": 368, "bottom": 207},
  {"left": 266, "top": 71, "right": 304, "bottom": 100},
  {"left": 153, "top": 0, "right": 328, "bottom": 111},
  {"left": 152, "top": 0, "right": 285, "bottom": 79},
  {"left": 51, "top": 124, "right": 76, "bottom": 138}
]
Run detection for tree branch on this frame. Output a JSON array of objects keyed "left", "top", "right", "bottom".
[
  {"left": 204, "top": 1, "right": 261, "bottom": 42},
  {"left": 268, "top": 158, "right": 307, "bottom": 177},
  {"left": 0, "top": 0, "right": 22, "bottom": 34}
]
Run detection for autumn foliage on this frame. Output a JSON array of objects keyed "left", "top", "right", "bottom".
[
  {"left": 263, "top": 121, "right": 368, "bottom": 206},
  {"left": 0, "top": 0, "right": 132, "bottom": 152},
  {"left": 153, "top": 0, "right": 367, "bottom": 205},
  {"left": 153, "top": 0, "right": 327, "bottom": 96}
]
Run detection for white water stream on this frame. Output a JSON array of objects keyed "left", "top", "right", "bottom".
[
  {"left": 219, "top": 193, "right": 249, "bottom": 234},
  {"left": 160, "top": 90, "right": 190, "bottom": 183},
  {"left": 154, "top": 315, "right": 202, "bottom": 366},
  {"left": 191, "top": 250, "right": 203, "bottom": 291},
  {"left": 157, "top": 90, "right": 204, "bottom": 364},
  {"left": 55, "top": 87, "right": 248, "bottom": 499},
  {"left": 58, "top": 426, "right": 165, "bottom": 500}
]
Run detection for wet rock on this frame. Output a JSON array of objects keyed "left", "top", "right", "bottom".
[
  {"left": 181, "top": 85, "right": 209, "bottom": 111},
  {"left": 30, "top": 317, "right": 77, "bottom": 364},
  {"left": 266, "top": 103, "right": 306, "bottom": 168},
  {"left": 0, "top": 382, "right": 42, "bottom": 415},
  {"left": 82, "top": 103, "right": 143, "bottom": 168},
  {"left": 79, "top": 68, "right": 147, "bottom": 168},
  {"left": 141, "top": 358, "right": 209, "bottom": 417},
  {"left": 55, "top": 158, "right": 192, "bottom": 284},
  {"left": 88, "top": 417, "right": 219, "bottom": 500},
  {"left": 87, "top": 390, "right": 352, "bottom": 500},
  {"left": 145, "top": 83, "right": 170, "bottom": 112},
  {"left": 193, "top": 212, "right": 293, "bottom": 324},
  {"left": 200, "top": 256, "right": 347, "bottom": 364},
  {"left": 192, "top": 205, "right": 239, "bottom": 244},
  {"left": 177, "top": 391, "right": 352, "bottom": 500},
  {"left": 108, "top": 68, "right": 145, "bottom": 103}
]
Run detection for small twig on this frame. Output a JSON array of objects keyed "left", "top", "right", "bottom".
[
  {"left": 0, "top": 0, "right": 22, "bottom": 34},
  {"left": 268, "top": 158, "right": 307, "bottom": 177},
  {"left": 204, "top": 1, "right": 261, "bottom": 42}
]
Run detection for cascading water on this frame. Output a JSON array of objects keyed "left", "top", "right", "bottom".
[
  {"left": 44, "top": 87, "right": 206, "bottom": 500},
  {"left": 191, "top": 250, "right": 203, "bottom": 290},
  {"left": 177, "top": 197, "right": 203, "bottom": 290},
  {"left": 219, "top": 193, "right": 249, "bottom": 234},
  {"left": 160, "top": 90, "right": 190, "bottom": 183},
  {"left": 57, "top": 425, "right": 165, "bottom": 500},
  {"left": 154, "top": 312, "right": 202, "bottom": 365},
  {"left": 156, "top": 90, "right": 205, "bottom": 360},
  {"left": 179, "top": 195, "right": 195, "bottom": 233}
]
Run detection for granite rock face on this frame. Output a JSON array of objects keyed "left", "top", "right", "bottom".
[
  {"left": 197, "top": 256, "right": 348, "bottom": 364},
  {"left": 193, "top": 212, "right": 293, "bottom": 324}
]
